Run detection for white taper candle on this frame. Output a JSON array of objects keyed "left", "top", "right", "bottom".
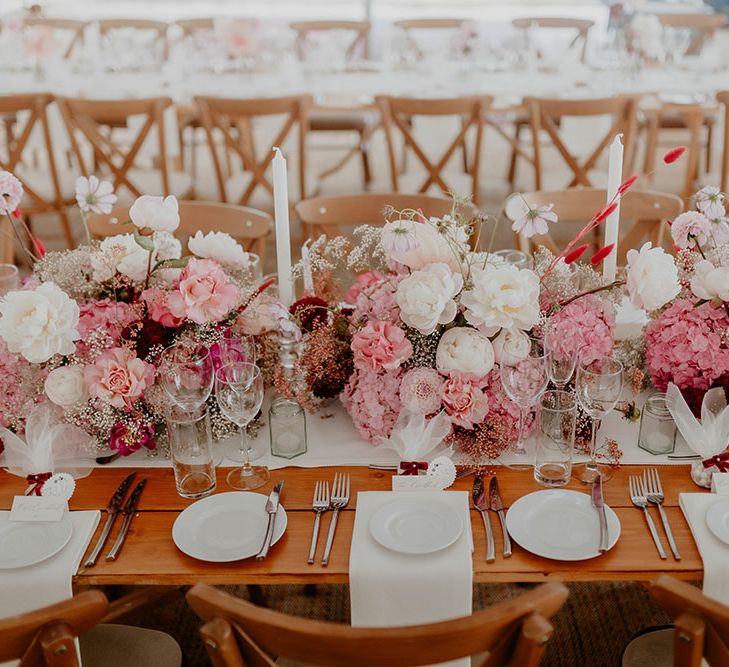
[
  {"left": 272, "top": 147, "right": 293, "bottom": 308},
  {"left": 603, "top": 134, "right": 623, "bottom": 282}
]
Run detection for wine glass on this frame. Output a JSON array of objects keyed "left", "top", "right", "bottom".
[
  {"left": 210, "top": 334, "right": 256, "bottom": 370},
  {"left": 499, "top": 341, "right": 549, "bottom": 468},
  {"left": 574, "top": 357, "right": 624, "bottom": 483},
  {"left": 159, "top": 344, "right": 214, "bottom": 413},
  {"left": 543, "top": 319, "right": 578, "bottom": 391},
  {"left": 215, "top": 362, "right": 268, "bottom": 490}
]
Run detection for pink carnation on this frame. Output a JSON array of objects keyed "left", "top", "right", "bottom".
[
  {"left": 0, "top": 170, "right": 23, "bottom": 215},
  {"left": 671, "top": 211, "right": 713, "bottom": 249},
  {"left": 77, "top": 299, "right": 139, "bottom": 343},
  {"left": 442, "top": 372, "right": 490, "bottom": 429},
  {"left": 341, "top": 367, "right": 403, "bottom": 444},
  {"left": 167, "top": 258, "right": 238, "bottom": 325},
  {"left": 548, "top": 294, "right": 614, "bottom": 364},
  {"left": 352, "top": 320, "right": 412, "bottom": 372},
  {"left": 84, "top": 346, "right": 155, "bottom": 409},
  {"left": 141, "top": 288, "right": 184, "bottom": 328},
  {"left": 345, "top": 271, "right": 385, "bottom": 304}
]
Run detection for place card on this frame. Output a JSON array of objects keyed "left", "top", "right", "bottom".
[
  {"left": 9, "top": 496, "right": 67, "bottom": 522},
  {"left": 392, "top": 476, "right": 442, "bottom": 491},
  {"left": 711, "top": 472, "right": 729, "bottom": 495}
]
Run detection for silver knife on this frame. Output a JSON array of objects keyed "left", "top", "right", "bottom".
[
  {"left": 105, "top": 479, "right": 146, "bottom": 561},
  {"left": 488, "top": 476, "right": 512, "bottom": 558},
  {"left": 592, "top": 474, "right": 609, "bottom": 554},
  {"left": 84, "top": 472, "right": 136, "bottom": 568},
  {"left": 472, "top": 475, "right": 495, "bottom": 563},
  {"left": 256, "top": 480, "right": 284, "bottom": 560}
]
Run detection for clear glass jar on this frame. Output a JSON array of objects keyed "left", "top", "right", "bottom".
[
  {"left": 638, "top": 393, "right": 676, "bottom": 455},
  {"left": 269, "top": 396, "right": 307, "bottom": 459}
]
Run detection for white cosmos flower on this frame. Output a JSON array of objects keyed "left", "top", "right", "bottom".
[
  {"left": 511, "top": 203, "right": 558, "bottom": 239},
  {"left": 694, "top": 186, "right": 726, "bottom": 221},
  {"left": 188, "top": 230, "right": 250, "bottom": 268},
  {"left": 396, "top": 262, "right": 463, "bottom": 335},
  {"left": 75, "top": 176, "right": 117, "bottom": 215}
]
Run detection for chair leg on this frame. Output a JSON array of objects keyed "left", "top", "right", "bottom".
[
  {"left": 247, "top": 584, "right": 267, "bottom": 607},
  {"left": 705, "top": 122, "right": 713, "bottom": 174},
  {"left": 359, "top": 130, "right": 372, "bottom": 189},
  {"left": 507, "top": 124, "right": 522, "bottom": 188},
  {"left": 58, "top": 208, "right": 75, "bottom": 249}
]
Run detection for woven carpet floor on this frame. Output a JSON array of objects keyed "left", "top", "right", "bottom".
[{"left": 124, "top": 581, "right": 683, "bottom": 666}]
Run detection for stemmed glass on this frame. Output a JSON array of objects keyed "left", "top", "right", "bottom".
[
  {"left": 543, "top": 319, "right": 578, "bottom": 391},
  {"left": 159, "top": 344, "right": 214, "bottom": 414},
  {"left": 499, "top": 341, "right": 549, "bottom": 468},
  {"left": 215, "top": 362, "right": 268, "bottom": 490},
  {"left": 210, "top": 334, "right": 256, "bottom": 370},
  {"left": 574, "top": 357, "right": 624, "bottom": 483}
]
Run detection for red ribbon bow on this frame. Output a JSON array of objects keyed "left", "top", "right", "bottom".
[
  {"left": 399, "top": 461, "right": 428, "bottom": 476},
  {"left": 703, "top": 451, "right": 729, "bottom": 473},
  {"left": 25, "top": 472, "right": 52, "bottom": 496}
]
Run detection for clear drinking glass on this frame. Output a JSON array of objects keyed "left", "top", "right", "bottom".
[
  {"left": 534, "top": 390, "right": 577, "bottom": 487},
  {"left": 493, "top": 249, "right": 533, "bottom": 270},
  {"left": 167, "top": 405, "right": 216, "bottom": 499},
  {"left": 543, "top": 319, "right": 577, "bottom": 389},
  {"left": 0, "top": 264, "right": 19, "bottom": 296},
  {"left": 215, "top": 362, "right": 268, "bottom": 490},
  {"left": 575, "top": 357, "right": 624, "bottom": 483},
  {"left": 159, "top": 344, "right": 214, "bottom": 413}
]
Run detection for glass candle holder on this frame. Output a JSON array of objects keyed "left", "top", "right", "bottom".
[
  {"left": 269, "top": 396, "right": 307, "bottom": 459},
  {"left": 167, "top": 405, "right": 217, "bottom": 499},
  {"left": 638, "top": 393, "right": 676, "bottom": 455},
  {"left": 0, "top": 264, "right": 19, "bottom": 296}
]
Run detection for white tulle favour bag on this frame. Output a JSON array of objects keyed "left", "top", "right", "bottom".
[{"left": 665, "top": 383, "right": 729, "bottom": 488}]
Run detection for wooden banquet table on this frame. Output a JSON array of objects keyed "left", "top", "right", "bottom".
[{"left": 0, "top": 464, "right": 707, "bottom": 587}]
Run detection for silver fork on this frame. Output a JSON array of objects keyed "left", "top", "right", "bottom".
[
  {"left": 643, "top": 468, "right": 681, "bottom": 561},
  {"left": 321, "top": 473, "right": 350, "bottom": 567},
  {"left": 629, "top": 475, "right": 667, "bottom": 560},
  {"left": 308, "top": 481, "right": 330, "bottom": 565}
]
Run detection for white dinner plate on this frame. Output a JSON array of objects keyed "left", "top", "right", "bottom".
[
  {"left": 706, "top": 498, "right": 729, "bottom": 547},
  {"left": 0, "top": 513, "right": 73, "bottom": 569},
  {"left": 172, "top": 492, "right": 287, "bottom": 562},
  {"left": 369, "top": 497, "right": 463, "bottom": 555},
  {"left": 505, "top": 490, "right": 621, "bottom": 561}
]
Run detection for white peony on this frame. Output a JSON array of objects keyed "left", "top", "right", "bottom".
[
  {"left": 188, "top": 230, "right": 250, "bottom": 268},
  {"left": 129, "top": 194, "right": 180, "bottom": 233},
  {"left": 491, "top": 328, "right": 531, "bottom": 365},
  {"left": 396, "top": 263, "right": 463, "bottom": 335},
  {"left": 91, "top": 232, "right": 181, "bottom": 283},
  {"left": 461, "top": 264, "right": 540, "bottom": 336},
  {"left": 386, "top": 220, "right": 465, "bottom": 272},
  {"left": 436, "top": 326, "right": 494, "bottom": 377},
  {"left": 45, "top": 365, "right": 87, "bottom": 408},
  {"left": 690, "top": 259, "right": 729, "bottom": 303},
  {"left": 625, "top": 242, "right": 680, "bottom": 312},
  {"left": 0, "top": 282, "right": 79, "bottom": 363}
]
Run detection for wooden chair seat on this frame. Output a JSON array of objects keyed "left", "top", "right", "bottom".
[
  {"left": 309, "top": 111, "right": 374, "bottom": 133},
  {"left": 622, "top": 626, "right": 675, "bottom": 667},
  {"left": 79, "top": 624, "right": 181, "bottom": 667}
]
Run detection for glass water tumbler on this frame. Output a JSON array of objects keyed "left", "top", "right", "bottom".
[
  {"left": 534, "top": 390, "right": 577, "bottom": 487},
  {"left": 269, "top": 397, "right": 307, "bottom": 459},
  {"left": 0, "top": 264, "right": 19, "bottom": 296},
  {"left": 167, "top": 406, "right": 217, "bottom": 499},
  {"left": 638, "top": 393, "right": 676, "bottom": 455}
]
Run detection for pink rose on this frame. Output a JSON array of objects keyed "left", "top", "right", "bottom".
[
  {"left": 167, "top": 258, "right": 238, "bottom": 325},
  {"left": 441, "top": 372, "right": 489, "bottom": 429},
  {"left": 141, "top": 288, "right": 184, "bottom": 328},
  {"left": 352, "top": 320, "right": 413, "bottom": 372},
  {"left": 345, "top": 271, "right": 385, "bottom": 304},
  {"left": 84, "top": 347, "right": 155, "bottom": 409},
  {"left": 671, "top": 211, "right": 712, "bottom": 249}
]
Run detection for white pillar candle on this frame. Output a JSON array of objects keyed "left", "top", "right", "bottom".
[
  {"left": 301, "top": 240, "right": 314, "bottom": 293},
  {"left": 603, "top": 134, "right": 623, "bottom": 282},
  {"left": 272, "top": 147, "right": 293, "bottom": 308}
]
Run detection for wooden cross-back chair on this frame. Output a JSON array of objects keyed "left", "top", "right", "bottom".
[
  {"left": 23, "top": 17, "right": 88, "bottom": 59},
  {"left": 377, "top": 95, "right": 491, "bottom": 205},
  {"left": 655, "top": 13, "right": 727, "bottom": 56},
  {"left": 176, "top": 17, "right": 215, "bottom": 37},
  {"left": 290, "top": 20, "right": 369, "bottom": 63},
  {"left": 526, "top": 95, "right": 638, "bottom": 190},
  {"left": 57, "top": 95, "right": 191, "bottom": 202},
  {"left": 719, "top": 90, "right": 729, "bottom": 194},
  {"left": 98, "top": 19, "right": 169, "bottom": 61},
  {"left": 87, "top": 200, "right": 272, "bottom": 261},
  {"left": 0, "top": 93, "right": 76, "bottom": 259},
  {"left": 196, "top": 95, "right": 312, "bottom": 207},
  {"left": 508, "top": 187, "right": 682, "bottom": 259},
  {"left": 186, "top": 582, "right": 568, "bottom": 667},
  {"left": 393, "top": 18, "right": 471, "bottom": 60},
  {"left": 512, "top": 17, "right": 594, "bottom": 63}
]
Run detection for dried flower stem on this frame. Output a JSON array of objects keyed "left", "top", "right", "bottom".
[
  {"left": 556, "top": 279, "right": 625, "bottom": 311},
  {"left": 4, "top": 211, "right": 38, "bottom": 264}
]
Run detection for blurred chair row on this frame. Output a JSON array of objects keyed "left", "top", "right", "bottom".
[{"left": 1, "top": 576, "right": 727, "bottom": 666}]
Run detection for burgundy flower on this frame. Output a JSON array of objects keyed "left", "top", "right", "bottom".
[
  {"left": 109, "top": 422, "right": 156, "bottom": 456},
  {"left": 122, "top": 318, "right": 170, "bottom": 359},
  {"left": 290, "top": 296, "right": 329, "bottom": 333}
]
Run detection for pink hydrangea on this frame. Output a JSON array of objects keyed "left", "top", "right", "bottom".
[
  {"left": 141, "top": 288, "right": 184, "bottom": 328},
  {"left": 645, "top": 298, "right": 729, "bottom": 393},
  {"left": 341, "top": 367, "right": 403, "bottom": 444},
  {"left": 84, "top": 346, "right": 155, "bottom": 409},
  {"left": 400, "top": 367, "right": 444, "bottom": 414},
  {"left": 77, "top": 299, "right": 139, "bottom": 344},
  {"left": 0, "top": 170, "right": 23, "bottom": 215},
  {"left": 345, "top": 271, "right": 385, "bottom": 304},
  {"left": 167, "top": 258, "right": 238, "bottom": 325},
  {"left": 0, "top": 340, "right": 45, "bottom": 430},
  {"left": 441, "top": 372, "right": 490, "bottom": 429},
  {"left": 350, "top": 273, "right": 402, "bottom": 324},
  {"left": 352, "top": 320, "right": 412, "bottom": 372},
  {"left": 671, "top": 211, "right": 713, "bottom": 249},
  {"left": 548, "top": 294, "right": 614, "bottom": 364}
]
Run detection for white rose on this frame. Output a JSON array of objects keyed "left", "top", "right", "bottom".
[
  {"left": 492, "top": 328, "right": 531, "bottom": 366},
  {"left": 626, "top": 242, "right": 680, "bottom": 312},
  {"left": 396, "top": 263, "right": 463, "bottom": 335},
  {"left": 387, "top": 221, "right": 464, "bottom": 271},
  {"left": 188, "top": 230, "right": 249, "bottom": 268},
  {"left": 436, "top": 326, "right": 494, "bottom": 377},
  {"left": 690, "top": 259, "right": 729, "bottom": 303},
  {"left": 461, "top": 264, "right": 540, "bottom": 336},
  {"left": 129, "top": 194, "right": 180, "bottom": 233},
  {"left": 45, "top": 365, "right": 87, "bottom": 408},
  {"left": 0, "top": 282, "right": 79, "bottom": 363}
]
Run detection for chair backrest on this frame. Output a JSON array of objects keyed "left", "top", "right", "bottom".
[
  {"left": 512, "top": 17, "right": 594, "bottom": 62},
  {"left": 377, "top": 95, "right": 491, "bottom": 205},
  {"left": 98, "top": 19, "right": 169, "bottom": 60},
  {"left": 0, "top": 590, "right": 108, "bottom": 666},
  {"left": 23, "top": 17, "right": 88, "bottom": 59},
  {"left": 508, "top": 187, "right": 682, "bottom": 258},
  {"left": 393, "top": 18, "right": 471, "bottom": 59},
  {"left": 525, "top": 95, "right": 639, "bottom": 190},
  {"left": 187, "top": 582, "right": 568, "bottom": 667},
  {"left": 655, "top": 13, "right": 727, "bottom": 55},
  {"left": 650, "top": 575, "right": 729, "bottom": 667},
  {"left": 176, "top": 17, "right": 215, "bottom": 37},
  {"left": 57, "top": 95, "right": 175, "bottom": 199},
  {"left": 718, "top": 90, "right": 729, "bottom": 194},
  {"left": 87, "top": 200, "right": 272, "bottom": 260},
  {"left": 195, "top": 95, "right": 312, "bottom": 205},
  {"left": 289, "top": 20, "right": 369, "bottom": 63}
]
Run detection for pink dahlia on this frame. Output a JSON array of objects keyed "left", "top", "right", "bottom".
[
  {"left": 400, "top": 367, "right": 444, "bottom": 415},
  {"left": 548, "top": 294, "right": 614, "bottom": 365},
  {"left": 341, "top": 367, "right": 403, "bottom": 444},
  {"left": 352, "top": 320, "right": 412, "bottom": 372}
]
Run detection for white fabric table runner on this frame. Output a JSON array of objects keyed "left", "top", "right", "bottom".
[{"left": 349, "top": 491, "right": 473, "bottom": 667}]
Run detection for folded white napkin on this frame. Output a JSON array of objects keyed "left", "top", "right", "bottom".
[
  {"left": 349, "top": 491, "right": 473, "bottom": 667},
  {"left": 679, "top": 494, "right": 729, "bottom": 604}
]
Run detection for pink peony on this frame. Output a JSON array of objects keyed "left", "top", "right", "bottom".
[
  {"left": 441, "top": 372, "right": 490, "bottom": 429},
  {"left": 167, "top": 258, "right": 238, "bottom": 325},
  {"left": 0, "top": 170, "right": 23, "bottom": 215},
  {"left": 109, "top": 422, "right": 156, "bottom": 456},
  {"left": 548, "top": 294, "right": 615, "bottom": 365},
  {"left": 345, "top": 271, "right": 385, "bottom": 304},
  {"left": 141, "top": 288, "right": 184, "bottom": 328},
  {"left": 352, "top": 320, "right": 412, "bottom": 372},
  {"left": 77, "top": 299, "right": 139, "bottom": 344},
  {"left": 84, "top": 346, "right": 155, "bottom": 409},
  {"left": 671, "top": 211, "right": 713, "bottom": 249},
  {"left": 341, "top": 367, "right": 403, "bottom": 444},
  {"left": 400, "top": 367, "right": 444, "bottom": 414}
]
